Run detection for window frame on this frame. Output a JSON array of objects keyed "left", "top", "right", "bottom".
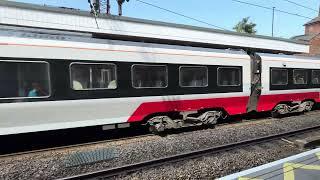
[
  {"left": 0, "top": 60, "right": 51, "bottom": 100},
  {"left": 179, "top": 66, "right": 208, "bottom": 88},
  {"left": 131, "top": 64, "right": 168, "bottom": 89},
  {"left": 312, "top": 70, "right": 320, "bottom": 85},
  {"left": 69, "top": 62, "right": 118, "bottom": 91},
  {"left": 293, "top": 69, "right": 308, "bottom": 85},
  {"left": 217, "top": 67, "right": 242, "bottom": 87},
  {"left": 271, "top": 68, "right": 288, "bottom": 86}
]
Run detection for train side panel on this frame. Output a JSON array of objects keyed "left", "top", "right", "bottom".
[
  {"left": 258, "top": 54, "right": 320, "bottom": 112},
  {"left": 127, "top": 95, "right": 249, "bottom": 123},
  {"left": 0, "top": 36, "right": 251, "bottom": 135}
]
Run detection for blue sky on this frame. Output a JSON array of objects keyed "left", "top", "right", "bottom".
[{"left": 9, "top": 0, "right": 320, "bottom": 38}]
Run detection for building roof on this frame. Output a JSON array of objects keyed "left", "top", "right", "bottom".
[
  {"left": 0, "top": 0, "right": 310, "bottom": 54},
  {"left": 291, "top": 34, "right": 316, "bottom": 44},
  {"left": 305, "top": 17, "right": 320, "bottom": 26}
]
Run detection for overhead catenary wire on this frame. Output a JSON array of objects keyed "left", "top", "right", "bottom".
[
  {"left": 232, "top": 0, "right": 314, "bottom": 20},
  {"left": 277, "top": 0, "right": 318, "bottom": 12},
  {"left": 135, "top": 0, "right": 229, "bottom": 31}
]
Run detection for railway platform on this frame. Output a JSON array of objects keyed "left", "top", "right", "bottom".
[{"left": 220, "top": 148, "right": 320, "bottom": 180}]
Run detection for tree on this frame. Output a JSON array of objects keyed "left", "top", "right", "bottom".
[
  {"left": 117, "top": 0, "right": 129, "bottom": 16},
  {"left": 233, "top": 17, "right": 257, "bottom": 34}
]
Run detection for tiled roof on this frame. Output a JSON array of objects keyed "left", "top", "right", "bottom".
[
  {"left": 291, "top": 34, "right": 316, "bottom": 44},
  {"left": 305, "top": 17, "right": 320, "bottom": 26}
]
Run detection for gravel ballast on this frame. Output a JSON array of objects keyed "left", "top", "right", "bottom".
[
  {"left": 1, "top": 111, "right": 320, "bottom": 179},
  {"left": 116, "top": 130, "right": 320, "bottom": 180},
  {"left": 116, "top": 143, "right": 299, "bottom": 180}
]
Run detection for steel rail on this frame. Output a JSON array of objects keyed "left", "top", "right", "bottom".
[
  {"left": 0, "top": 120, "right": 251, "bottom": 158},
  {"left": 59, "top": 125, "right": 320, "bottom": 180},
  {"left": 0, "top": 134, "right": 154, "bottom": 158},
  {"left": 0, "top": 112, "right": 275, "bottom": 158},
  {"left": 2, "top": 110, "right": 320, "bottom": 158}
]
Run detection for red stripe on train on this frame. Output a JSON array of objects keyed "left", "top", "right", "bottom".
[
  {"left": 127, "top": 92, "right": 320, "bottom": 122},
  {"left": 257, "top": 92, "right": 320, "bottom": 112},
  {"left": 127, "top": 96, "right": 249, "bottom": 122}
]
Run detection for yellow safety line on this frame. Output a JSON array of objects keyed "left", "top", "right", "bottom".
[
  {"left": 283, "top": 163, "right": 295, "bottom": 180},
  {"left": 238, "top": 177, "right": 262, "bottom": 180},
  {"left": 238, "top": 152, "right": 320, "bottom": 180},
  {"left": 283, "top": 162, "right": 320, "bottom": 180}
]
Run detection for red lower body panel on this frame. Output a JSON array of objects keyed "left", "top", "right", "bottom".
[
  {"left": 128, "top": 96, "right": 249, "bottom": 122},
  {"left": 257, "top": 92, "right": 320, "bottom": 112},
  {"left": 128, "top": 92, "right": 319, "bottom": 123}
]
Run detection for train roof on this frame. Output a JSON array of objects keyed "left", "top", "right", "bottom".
[
  {"left": 0, "top": 1, "right": 309, "bottom": 54},
  {"left": 0, "top": 25, "right": 250, "bottom": 57},
  {"left": 258, "top": 53, "right": 320, "bottom": 61}
]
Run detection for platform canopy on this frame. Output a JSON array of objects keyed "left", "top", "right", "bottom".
[{"left": 0, "top": 1, "right": 309, "bottom": 54}]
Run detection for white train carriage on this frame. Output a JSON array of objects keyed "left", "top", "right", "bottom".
[
  {"left": 257, "top": 54, "right": 320, "bottom": 117},
  {"left": 0, "top": 34, "right": 252, "bottom": 135},
  {"left": 0, "top": 0, "right": 318, "bottom": 135}
]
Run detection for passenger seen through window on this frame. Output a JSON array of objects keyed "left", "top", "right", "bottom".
[
  {"left": 28, "top": 82, "right": 47, "bottom": 97},
  {"left": 0, "top": 61, "right": 50, "bottom": 99},
  {"left": 312, "top": 70, "right": 320, "bottom": 84},
  {"left": 293, "top": 69, "right": 308, "bottom": 84}
]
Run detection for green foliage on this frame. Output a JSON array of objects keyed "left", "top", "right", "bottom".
[{"left": 233, "top": 17, "right": 257, "bottom": 34}]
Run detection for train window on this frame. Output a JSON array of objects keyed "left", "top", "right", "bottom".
[
  {"left": 312, "top": 70, "right": 320, "bottom": 84},
  {"left": 70, "top": 63, "right": 117, "bottom": 90},
  {"left": 179, "top": 66, "right": 208, "bottom": 87},
  {"left": 0, "top": 60, "right": 50, "bottom": 99},
  {"left": 217, "top": 67, "right": 241, "bottom": 86},
  {"left": 132, "top": 64, "right": 168, "bottom": 88},
  {"left": 293, "top": 69, "right": 308, "bottom": 85},
  {"left": 271, "top": 69, "right": 288, "bottom": 85}
]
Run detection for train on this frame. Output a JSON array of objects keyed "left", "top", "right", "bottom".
[{"left": 0, "top": 28, "right": 320, "bottom": 136}]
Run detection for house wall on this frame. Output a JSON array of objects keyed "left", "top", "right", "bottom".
[
  {"left": 304, "top": 22, "right": 320, "bottom": 55},
  {"left": 305, "top": 23, "right": 320, "bottom": 35},
  {"left": 310, "top": 35, "right": 320, "bottom": 55}
]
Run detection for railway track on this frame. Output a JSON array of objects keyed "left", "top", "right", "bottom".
[
  {"left": 59, "top": 125, "right": 320, "bottom": 180},
  {"left": 1, "top": 110, "right": 319, "bottom": 158},
  {"left": 0, "top": 134, "right": 154, "bottom": 159},
  {"left": 0, "top": 118, "right": 248, "bottom": 157},
  {"left": 0, "top": 116, "right": 266, "bottom": 158}
]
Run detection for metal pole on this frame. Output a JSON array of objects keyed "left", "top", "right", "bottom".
[
  {"left": 117, "top": 0, "right": 122, "bottom": 16},
  {"left": 272, "top": 7, "right": 275, "bottom": 37},
  {"left": 107, "top": 0, "right": 111, "bottom": 15}
]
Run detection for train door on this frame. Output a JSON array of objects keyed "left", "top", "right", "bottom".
[{"left": 247, "top": 53, "right": 262, "bottom": 112}]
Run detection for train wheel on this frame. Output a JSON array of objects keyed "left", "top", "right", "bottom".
[
  {"left": 148, "top": 122, "right": 165, "bottom": 134},
  {"left": 147, "top": 116, "right": 175, "bottom": 134},
  {"left": 271, "top": 111, "right": 280, "bottom": 118},
  {"left": 304, "top": 101, "right": 314, "bottom": 112},
  {"left": 271, "top": 104, "right": 289, "bottom": 118}
]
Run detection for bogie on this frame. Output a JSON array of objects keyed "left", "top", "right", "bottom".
[
  {"left": 146, "top": 110, "right": 224, "bottom": 133},
  {"left": 271, "top": 100, "right": 315, "bottom": 118}
]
